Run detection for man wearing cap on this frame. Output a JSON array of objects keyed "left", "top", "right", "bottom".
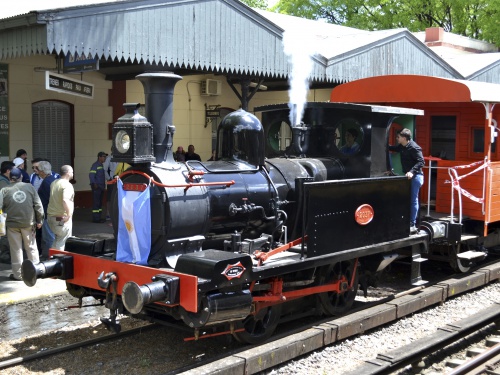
[
  {"left": 89, "top": 152, "right": 107, "bottom": 223},
  {"left": 12, "top": 157, "right": 30, "bottom": 183},
  {"left": 0, "top": 167, "right": 44, "bottom": 281}
]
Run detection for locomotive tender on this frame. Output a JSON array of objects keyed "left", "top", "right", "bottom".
[{"left": 22, "top": 73, "right": 481, "bottom": 343}]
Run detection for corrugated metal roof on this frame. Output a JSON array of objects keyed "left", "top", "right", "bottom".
[{"left": 0, "top": 0, "right": 494, "bottom": 83}]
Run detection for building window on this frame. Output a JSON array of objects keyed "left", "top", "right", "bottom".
[
  {"left": 32, "top": 101, "right": 72, "bottom": 172},
  {"left": 472, "top": 128, "right": 496, "bottom": 154}
]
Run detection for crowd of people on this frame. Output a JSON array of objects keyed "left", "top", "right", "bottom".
[
  {"left": 0, "top": 149, "right": 74, "bottom": 280},
  {"left": 0, "top": 143, "right": 223, "bottom": 281}
]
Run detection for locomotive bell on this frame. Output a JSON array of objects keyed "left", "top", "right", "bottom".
[{"left": 112, "top": 103, "right": 154, "bottom": 163}]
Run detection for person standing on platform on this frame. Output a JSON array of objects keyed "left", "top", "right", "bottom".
[
  {"left": 0, "top": 161, "right": 14, "bottom": 263},
  {"left": 0, "top": 167, "right": 44, "bottom": 281},
  {"left": 15, "top": 149, "right": 28, "bottom": 170},
  {"left": 12, "top": 157, "right": 30, "bottom": 183},
  {"left": 103, "top": 151, "right": 118, "bottom": 221},
  {"left": 47, "top": 165, "right": 74, "bottom": 250},
  {"left": 29, "top": 158, "right": 45, "bottom": 191},
  {"left": 89, "top": 152, "right": 107, "bottom": 223},
  {"left": 37, "top": 161, "right": 59, "bottom": 259},
  {"left": 0, "top": 161, "right": 14, "bottom": 189}
]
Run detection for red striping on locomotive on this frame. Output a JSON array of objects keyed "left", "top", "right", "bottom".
[{"left": 49, "top": 249, "right": 198, "bottom": 313}]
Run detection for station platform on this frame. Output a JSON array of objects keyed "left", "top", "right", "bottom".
[{"left": 0, "top": 208, "right": 114, "bottom": 306}]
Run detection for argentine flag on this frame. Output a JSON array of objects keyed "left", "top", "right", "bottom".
[{"left": 116, "top": 179, "right": 151, "bottom": 265}]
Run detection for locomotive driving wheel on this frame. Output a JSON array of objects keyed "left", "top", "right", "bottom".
[
  {"left": 233, "top": 304, "right": 282, "bottom": 344},
  {"left": 317, "top": 260, "right": 359, "bottom": 316}
]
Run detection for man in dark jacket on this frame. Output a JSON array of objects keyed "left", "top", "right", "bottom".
[
  {"left": 388, "top": 128, "right": 425, "bottom": 234},
  {"left": 185, "top": 144, "right": 201, "bottom": 161},
  {"left": 37, "top": 161, "right": 60, "bottom": 259},
  {"left": 0, "top": 161, "right": 14, "bottom": 189},
  {"left": 0, "top": 167, "right": 44, "bottom": 280},
  {"left": 89, "top": 151, "right": 107, "bottom": 223}
]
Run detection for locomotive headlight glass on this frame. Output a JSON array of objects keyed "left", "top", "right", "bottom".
[{"left": 115, "top": 130, "right": 131, "bottom": 153}]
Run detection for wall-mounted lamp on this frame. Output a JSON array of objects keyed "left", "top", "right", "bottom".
[{"left": 249, "top": 82, "right": 268, "bottom": 91}]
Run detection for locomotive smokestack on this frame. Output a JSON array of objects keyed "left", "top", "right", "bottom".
[{"left": 136, "top": 72, "right": 182, "bottom": 163}]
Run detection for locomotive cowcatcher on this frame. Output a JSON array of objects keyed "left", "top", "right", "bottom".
[{"left": 21, "top": 73, "right": 485, "bottom": 343}]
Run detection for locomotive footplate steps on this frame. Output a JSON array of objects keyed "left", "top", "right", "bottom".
[{"left": 457, "top": 250, "right": 487, "bottom": 262}]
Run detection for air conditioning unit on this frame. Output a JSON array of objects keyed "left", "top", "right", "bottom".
[{"left": 201, "top": 79, "right": 221, "bottom": 96}]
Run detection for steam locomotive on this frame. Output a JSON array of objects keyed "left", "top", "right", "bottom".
[{"left": 21, "top": 73, "right": 485, "bottom": 343}]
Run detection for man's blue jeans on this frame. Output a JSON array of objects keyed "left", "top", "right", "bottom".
[{"left": 410, "top": 174, "right": 424, "bottom": 226}]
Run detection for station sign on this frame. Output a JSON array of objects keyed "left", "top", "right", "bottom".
[
  {"left": 63, "top": 52, "right": 99, "bottom": 73},
  {"left": 45, "top": 72, "right": 94, "bottom": 99}
]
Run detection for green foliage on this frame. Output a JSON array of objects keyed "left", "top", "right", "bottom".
[
  {"left": 272, "top": 0, "right": 500, "bottom": 46},
  {"left": 240, "top": 0, "right": 268, "bottom": 10}
]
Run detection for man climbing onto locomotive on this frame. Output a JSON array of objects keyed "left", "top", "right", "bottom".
[{"left": 388, "top": 128, "right": 424, "bottom": 234}]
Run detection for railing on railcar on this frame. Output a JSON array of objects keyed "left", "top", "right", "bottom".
[{"left": 422, "top": 157, "right": 500, "bottom": 235}]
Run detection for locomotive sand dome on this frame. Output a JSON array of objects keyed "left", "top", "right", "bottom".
[{"left": 21, "top": 72, "right": 487, "bottom": 343}]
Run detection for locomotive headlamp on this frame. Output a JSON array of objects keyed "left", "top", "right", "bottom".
[
  {"left": 115, "top": 130, "right": 131, "bottom": 154},
  {"left": 111, "top": 103, "right": 155, "bottom": 163}
]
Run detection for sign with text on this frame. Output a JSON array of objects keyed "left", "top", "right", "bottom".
[
  {"left": 63, "top": 52, "right": 99, "bottom": 73},
  {"left": 45, "top": 72, "right": 94, "bottom": 99},
  {"left": 0, "top": 63, "right": 9, "bottom": 160}
]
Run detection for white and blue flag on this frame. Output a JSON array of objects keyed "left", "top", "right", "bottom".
[{"left": 116, "top": 179, "right": 151, "bottom": 265}]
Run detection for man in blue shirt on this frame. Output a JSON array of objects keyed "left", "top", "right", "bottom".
[
  {"left": 37, "top": 161, "right": 60, "bottom": 259},
  {"left": 89, "top": 152, "right": 107, "bottom": 223}
]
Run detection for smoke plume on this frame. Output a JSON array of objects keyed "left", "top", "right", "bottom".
[{"left": 282, "top": 29, "right": 319, "bottom": 126}]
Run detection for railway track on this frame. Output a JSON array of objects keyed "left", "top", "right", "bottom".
[
  {"left": 0, "top": 259, "right": 499, "bottom": 374},
  {"left": 345, "top": 304, "right": 500, "bottom": 374},
  {"left": 0, "top": 324, "right": 156, "bottom": 371},
  {"left": 178, "top": 259, "right": 500, "bottom": 375}
]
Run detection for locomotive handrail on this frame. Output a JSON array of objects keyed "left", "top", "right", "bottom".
[
  {"left": 106, "top": 170, "right": 235, "bottom": 191},
  {"left": 423, "top": 158, "right": 488, "bottom": 223},
  {"left": 448, "top": 168, "right": 463, "bottom": 224}
]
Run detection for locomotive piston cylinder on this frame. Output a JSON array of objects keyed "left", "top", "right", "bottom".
[{"left": 180, "top": 290, "right": 252, "bottom": 328}]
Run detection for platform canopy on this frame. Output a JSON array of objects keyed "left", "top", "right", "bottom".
[{"left": 331, "top": 75, "right": 500, "bottom": 104}]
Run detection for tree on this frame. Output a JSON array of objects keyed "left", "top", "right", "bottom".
[
  {"left": 240, "top": 0, "right": 268, "bottom": 10},
  {"left": 271, "top": 0, "right": 500, "bottom": 46}
]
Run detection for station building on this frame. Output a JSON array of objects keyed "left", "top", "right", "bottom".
[{"left": 0, "top": 0, "right": 499, "bottom": 206}]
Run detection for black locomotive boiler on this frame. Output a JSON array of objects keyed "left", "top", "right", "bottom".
[{"left": 22, "top": 73, "right": 468, "bottom": 343}]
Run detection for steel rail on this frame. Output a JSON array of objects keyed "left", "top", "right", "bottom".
[
  {"left": 0, "top": 324, "right": 156, "bottom": 370},
  {"left": 346, "top": 303, "right": 500, "bottom": 375}
]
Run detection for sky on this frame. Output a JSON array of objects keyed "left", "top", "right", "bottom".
[{"left": 3, "top": 0, "right": 118, "bottom": 19}]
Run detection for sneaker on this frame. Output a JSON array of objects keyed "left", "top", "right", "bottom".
[
  {"left": 9, "top": 274, "right": 22, "bottom": 281},
  {"left": 410, "top": 226, "right": 418, "bottom": 234}
]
